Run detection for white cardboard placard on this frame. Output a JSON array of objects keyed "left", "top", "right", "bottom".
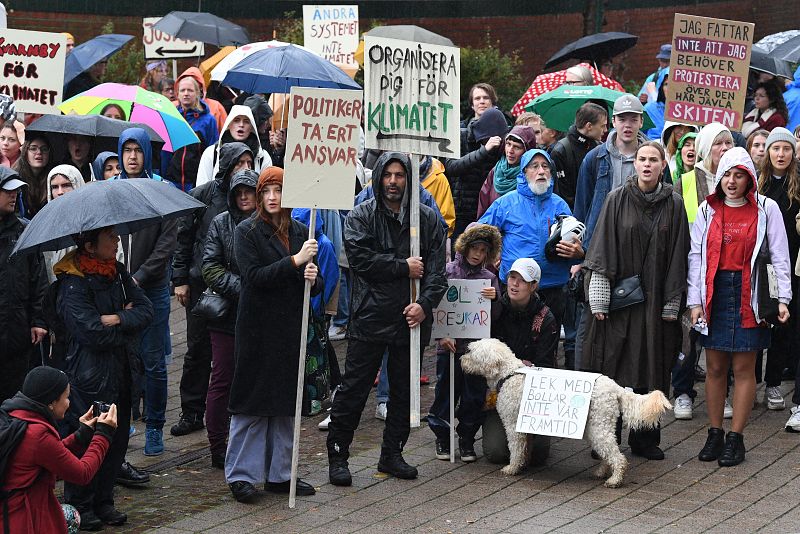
[
  {"left": 0, "top": 29, "right": 66, "bottom": 114},
  {"left": 143, "top": 17, "right": 205, "bottom": 59},
  {"left": 431, "top": 279, "right": 491, "bottom": 340}
]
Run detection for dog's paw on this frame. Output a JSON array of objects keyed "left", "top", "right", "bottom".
[
  {"left": 501, "top": 464, "right": 522, "bottom": 476},
  {"left": 594, "top": 465, "right": 610, "bottom": 479},
  {"left": 604, "top": 477, "right": 623, "bottom": 488}
]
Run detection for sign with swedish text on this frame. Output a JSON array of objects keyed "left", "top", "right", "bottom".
[
  {"left": 515, "top": 368, "right": 601, "bottom": 439},
  {"left": 0, "top": 28, "right": 66, "bottom": 114},
  {"left": 364, "top": 36, "right": 460, "bottom": 159},
  {"left": 431, "top": 279, "right": 490, "bottom": 340}
]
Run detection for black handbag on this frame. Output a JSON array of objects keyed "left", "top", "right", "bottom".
[
  {"left": 191, "top": 288, "right": 232, "bottom": 321},
  {"left": 755, "top": 232, "right": 780, "bottom": 325},
  {"left": 609, "top": 274, "right": 645, "bottom": 312}
]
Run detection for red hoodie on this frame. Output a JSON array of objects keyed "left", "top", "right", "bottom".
[{"left": 172, "top": 67, "right": 228, "bottom": 134}]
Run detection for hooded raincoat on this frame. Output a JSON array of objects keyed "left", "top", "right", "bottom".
[
  {"left": 786, "top": 66, "right": 800, "bottom": 133},
  {"left": 173, "top": 68, "right": 223, "bottom": 148},
  {"left": 42, "top": 164, "right": 85, "bottom": 283},
  {"left": 195, "top": 105, "right": 272, "bottom": 187},
  {"left": 687, "top": 147, "right": 792, "bottom": 334},
  {"left": 173, "top": 142, "right": 253, "bottom": 287},
  {"left": 676, "top": 123, "right": 729, "bottom": 224},
  {"left": 200, "top": 169, "right": 258, "bottom": 335},
  {"left": 478, "top": 149, "right": 573, "bottom": 287},
  {"left": 582, "top": 167, "right": 689, "bottom": 392},
  {"left": 345, "top": 152, "right": 448, "bottom": 346},
  {"left": 173, "top": 67, "right": 227, "bottom": 134}
]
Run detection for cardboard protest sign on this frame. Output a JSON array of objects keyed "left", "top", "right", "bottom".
[
  {"left": 281, "top": 87, "right": 362, "bottom": 210},
  {"left": 364, "top": 36, "right": 460, "bottom": 159},
  {"left": 0, "top": 29, "right": 66, "bottom": 114},
  {"left": 143, "top": 17, "right": 204, "bottom": 59},
  {"left": 432, "top": 279, "right": 491, "bottom": 340},
  {"left": 515, "top": 368, "right": 601, "bottom": 439},
  {"left": 303, "top": 5, "right": 359, "bottom": 77},
  {"left": 665, "top": 14, "right": 754, "bottom": 131}
]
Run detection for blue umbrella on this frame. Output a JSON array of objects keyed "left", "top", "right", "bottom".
[
  {"left": 64, "top": 34, "right": 134, "bottom": 85},
  {"left": 11, "top": 179, "right": 205, "bottom": 256},
  {"left": 221, "top": 44, "right": 361, "bottom": 94}
]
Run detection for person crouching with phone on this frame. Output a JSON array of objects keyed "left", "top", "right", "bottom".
[
  {"left": 53, "top": 226, "right": 153, "bottom": 529},
  {"left": 0, "top": 367, "right": 117, "bottom": 533}
]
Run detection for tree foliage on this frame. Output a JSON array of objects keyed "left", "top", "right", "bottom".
[
  {"left": 100, "top": 22, "right": 146, "bottom": 85},
  {"left": 460, "top": 34, "right": 527, "bottom": 117}
]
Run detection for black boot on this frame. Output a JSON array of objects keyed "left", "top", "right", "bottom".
[
  {"left": 328, "top": 447, "right": 352, "bottom": 486},
  {"left": 170, "top": 412, "right": 205, "bottom": 436},
  {"left": 698, "top": 427, "right": 725, "bottom": 461},
  {"left": 377, "top": 449, "right": 418, "bottom": 479},
  {"left": 718, "top": 431, "right": 746, "bottom": 467}
]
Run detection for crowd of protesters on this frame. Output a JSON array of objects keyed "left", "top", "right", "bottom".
[{"left": 0, "top": 32, "right": 799, "bottom": 534}]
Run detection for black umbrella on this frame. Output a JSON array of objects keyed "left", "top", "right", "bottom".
[
  {"left": 26, "top": 114, "right": 164, "bottom": 163},
  {"left": 153, "top": 11, "right": 249, "bottom": 47},
  {"left": 12, "top": 179, "right": 206, "bottom": 257},
  {"left": 771, "top": 35, "right": 800, "bottom": 64},
  {"left": 750, "top": 46, "right": 794, "bottom": 80},
  {"left": 545, "top": 32, "right": 639, "bottom": 69},
  {"left": 364, "top": 25, "right": 454, "bottom": 46}
]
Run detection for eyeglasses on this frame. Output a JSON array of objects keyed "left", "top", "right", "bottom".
[
  {"left": 526, "top": 162, "right": 551, "bottom": 171},
  {"left": 563, "top": 80, "right": 583, "bottom": 86},
  {"left": 28, "top": 145, "right": 50, "bottom": 154}
]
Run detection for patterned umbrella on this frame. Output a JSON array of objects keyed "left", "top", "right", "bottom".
[
  {"left": 511, "top": 63, "right": 624, "bottom": 117},
  {"left": 210, "top": 40, "right": 318, "bottom": 82},
  {"left": 754, "top": 30, "right": 800, "bottom": 53},
  {"left": 58, "top": 83, "right": 199, "bottom": 152}
]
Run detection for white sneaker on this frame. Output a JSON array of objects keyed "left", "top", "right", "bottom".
[
  {"left": 766, "top": 386, "right": 786, "bottom": 410},
  {"left": 723, "top": 398, "right": 733, "bottom": 419},
  {"left": 375, "top": 402, "right": 387, "bottom": 421},
  {"left": 785, "top": 406, "right": 800, "bottom": 432},
  {"left": 318, "top": 415, "right": 331, "bottom": 431},
  {"left": 673, "top": 394, "right": 693, "bottom": 420},
  {"left": 328, "top": 325, "right": 346, "bottom": 341}
]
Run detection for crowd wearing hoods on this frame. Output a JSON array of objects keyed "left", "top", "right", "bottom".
[{"left": 3, "top": 28, "right": 800, "bottom": 534}]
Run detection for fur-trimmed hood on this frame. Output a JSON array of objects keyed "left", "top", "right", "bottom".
[{"left": 455, "top": 222, "right": 502, "bottom": 264}]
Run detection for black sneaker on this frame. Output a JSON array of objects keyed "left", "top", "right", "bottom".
[
  {"left": 630, "top": 445, "right": 665, "bottom": 460},
  {"left": 265, "top": 479, "right": 316, "bottom": 496},
  {"left": 435, "top": 439, "right": 450, "bottom": 460},
  {"left": 211, "top": 453, "right": 225, "bottom": 469},
  {"left": 170, "top": 413, "right": 204, "bottom": 436},
  {"left": 458, "top": 439, "right": 477, "bottom": 463},
  {"left": 229, "top": 481, "right": 258, "bottom": 503},
  {"left": 377, "top": 451, "right": 418, "bottom": 479}
]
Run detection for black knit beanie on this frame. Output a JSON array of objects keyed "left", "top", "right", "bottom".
[{"left": 22, "top": 366, "right": 70, "bottom": 405}]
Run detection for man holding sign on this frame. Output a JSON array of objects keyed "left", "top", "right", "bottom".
[{"left": 327, "top": 152, "right": 447, "bottom": 486}]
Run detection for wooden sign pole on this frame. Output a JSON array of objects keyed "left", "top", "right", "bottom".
[{"left": 409, "top": 157, "right": 421, "bottom": 428}]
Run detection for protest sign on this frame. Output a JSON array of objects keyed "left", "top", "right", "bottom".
[
  {"left": 281, "top": 87, "right": 362, "bottom": 210},
  {"left": 303, "top": 5, "right": 359, "bottom": 76},
  {"left": 364, "top": 36, "right": 460, "bottom": 159},
  {"left": 0, "top": 28, "right": 66, "bottom": 114},
  {"left": 515, "top": 368, "right": 601, "bottom": 439},
  {"left": 432, "top": 279, "right": 491, "bottom": 340},
  {"left": 143, "top": 17, "right": 204, "bottom": 59},
  {"left": 664, "top": 14, "right": 754, "bottom": 131}
]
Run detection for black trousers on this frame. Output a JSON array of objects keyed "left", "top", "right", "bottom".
[
  {"left": 178, "top": 278, "right": 213, "bottom": 417},
  {"left": 538, "top": 285, "right": 567, "bottom": 363},
  {"left": 64, "top": 375, "right": 131, "bottom": 513},
  {"left": 327, "top": 339, "right": 412, "bottom": 459},
  {"left": 0, "top": 346, "right": 30, "bottom": 403}
]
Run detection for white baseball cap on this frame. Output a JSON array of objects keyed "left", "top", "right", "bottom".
[{"left": 509, "top": 258, "right": 541, "bottom": 283}]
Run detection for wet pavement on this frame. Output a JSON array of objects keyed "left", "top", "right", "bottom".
[{"left": 63, "top": 298, "right": 800, "bottom": 533}]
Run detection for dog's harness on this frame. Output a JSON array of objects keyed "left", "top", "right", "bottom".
[{"left": 485, "top": 372, "right": 520, "bottom": 410}]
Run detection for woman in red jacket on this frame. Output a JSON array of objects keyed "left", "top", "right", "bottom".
[
  {"left": 742, "top": 82, "right": 789, "bottom": 137},
  {"left": 0, "top": 367, "right": 117, "bottom": 533}
]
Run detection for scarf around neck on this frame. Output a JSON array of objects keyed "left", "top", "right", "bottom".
[
  {"left": 77, "top": 251, "right": 117, "bottom": 279},
  {"left": 492, "top": 157, "right": 521, "bottom": 196}
]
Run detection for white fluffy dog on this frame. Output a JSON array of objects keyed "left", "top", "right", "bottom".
[{"left": 461, "top": 338, "right": 672, "bottom": 487}]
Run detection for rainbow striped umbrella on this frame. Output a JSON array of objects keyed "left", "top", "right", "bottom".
[{"left": 59, "top": 83, "right": 199, "bottom": 152}]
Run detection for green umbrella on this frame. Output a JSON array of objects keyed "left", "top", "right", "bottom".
[{"left": 524, "top": 85, "right": 655, "bottom": 132}]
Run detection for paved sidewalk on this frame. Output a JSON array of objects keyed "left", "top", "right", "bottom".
[{"left": 85, "top": 299, "right": 800, "bottom": 533}]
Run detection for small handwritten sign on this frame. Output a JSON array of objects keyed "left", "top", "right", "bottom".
[
  {"left": 515, "top": 368, "right": 601, "bottom": 439},
  {"left": 664, "top": 14, "right": 754, "bottom": 131},
  {"left": 432, "top": 279, "right": 490, "bottom": 340},
  {"left": 302, "top": 5, "right": 359, "bottom": 73},
  {"left": 0, "top": 28, "right": 66, "bottom": 114},
  {"left": 281, "top": 86, "right": 362, "bottom": 210}
]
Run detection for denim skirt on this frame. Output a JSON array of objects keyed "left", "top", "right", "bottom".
[{"left": 700, "top": 270, "right": 770, "bottom": 352}]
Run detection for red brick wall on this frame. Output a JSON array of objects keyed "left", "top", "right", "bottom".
[{"left": 9, "top": 2, "right": 799, "bottom": 95}]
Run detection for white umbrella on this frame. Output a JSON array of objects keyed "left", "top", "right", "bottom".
[{"left": 210, "top": 40, "right": 318, "bottom": 82}]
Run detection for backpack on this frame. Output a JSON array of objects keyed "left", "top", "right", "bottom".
[{"left": 0, "top": 409, "right": 28, "bottom": 534}]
